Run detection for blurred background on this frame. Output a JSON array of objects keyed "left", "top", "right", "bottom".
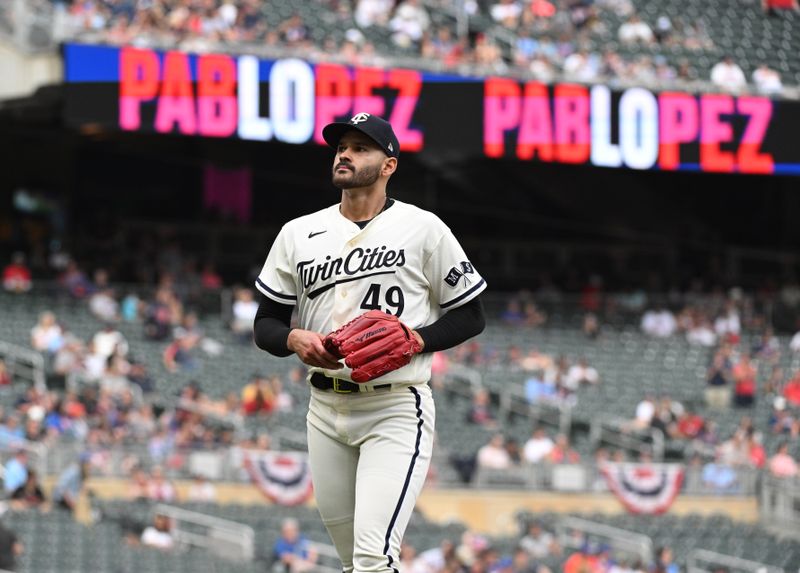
[{"left": 1, "top": 0, "right": 800, "bottom": 571}]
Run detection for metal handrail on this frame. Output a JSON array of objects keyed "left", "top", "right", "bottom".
[
  {"left": 154, "top": 503, "right": 255, "bottom": 561},
  {"left": 0, "top": 340, "right": 46, "bottom": 391},
  {"left": 499, "top": 383, "right": 572, "bottom": 435},
  {"left": 687, "top": 549, "right": 784, "bottom": 573},
  {"left": 590, "top": 416, "right": 665, "bottom": 461},
  {"left": 556, "top": 515, "right": 654, "bottom": 561}
]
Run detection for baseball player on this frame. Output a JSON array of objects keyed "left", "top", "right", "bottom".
[{"left": 253, "top": 113, "right": 486, "bottom": 573}]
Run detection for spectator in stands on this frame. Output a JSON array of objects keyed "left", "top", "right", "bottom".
[
  {"left": 3, "top": 449, "right": 29, "bottom": 494},
  {"left": 519, "top": 521, "right": 560, "bottom": 559},
  {"left": 782, "top": 371, "right": 800, "bottom": 407},
  {"left": 126, "top": 465, "right": 151, "bottom": 501},
  {"left": 618, "top": 14, "right": 654, "bottom": 44},
  {"left": 477, "top": 433, "right": 514, "bottom": 470},
  {"left": 187, "top": 474, "right": 217, "bottom": 502},
  {"left": 2, "top": 252, "right": 32, "bottom": 293},
  {"left": 746, "top": 432, "right": 766, "bottom": 469},
  {"left": 30, "top": 311, "right": 64, "bottom": 354},
  {"left": 582, "top": 312, "right": 601, "bottom": 340},
  {"left": 141, "top": 513, "right": 175, "bottom": 550},
  {"left": 59, "top": 260, "right": 93, "bottom": 299},
  {"left": 92, "top": 322, "right": 129, "bottom": 360},
  {"left": 710, "top": 56, "right": 747, "bottom": 94},
  {"left": 467, "top": 388, "right": 497, "bottom": 429},
  {"left": 768, "top": 397, "right": 798, "bottom": 437},
  {"left": 147, "top": 465, "right": 177, "bottom": 502},
  {"left": 0, "top": 521, "right": 23, "bottom": 572},
  {"left": 563, "top": 49, "right": 600, "bottom": 82},
  {"left": 144, "top": 288, "right": 180, "bottom": 341},
  {"left": 705, "top": 350, "right": 732, "bottom": 410},
  {"left": 548, "top": 434, "right": 580, "bottom": 464},
  {"left": 651, "top": 546, "right": 679, "bottom": 573},
  {"left": 674, "top": 410, "right": 705, "bottom": 440},
  {"left": 752, "top": 64, "right": 783, "bottom": 96},
  {"left": 241, "top": 374, "right": 276, "bottom": 416},
  {"left": 768, "top": 442, "right": 798, "bottom": 478},
  {"left": 628, "top": 395, "right": 655, "bottom": 431},
  {"left": 270, "top": 376, "right": 294, "bottom": 413},
  {"left": 0, "top": 359, "right": 10, "bottom": 386},
  {"left": 279, "top": 14, "right": 310, "bottom": 46},
  {"left": 491, "top": 0, "right": 523, "bottom": 28},
  {"left": 701, "top": 452, "right": 738, "bottom": 493},
  {"left": 200, "top": 263, "right": 222, "bottom": 290},
  {"left": 272, "top": 517, "right": 318, "bottom": 573},
  {"left": 10, "top": 469, "right": 47, "bottom": 511},
  {"left": 650, "top": 396, "right": 682, "bottom": 438},
  {"left": 789, "top": 328, "right": 800, "bottom": 353},
  {"left": 231, "top": 287, "right": 259, "bottom": 342},
  {"left": 762, "top": 0, "right": 800, "bottom": 16},
  {"left": 752, "top": 327, "right": 781, "bottom": 364},
  {"left": 641, "top": 306, "right": 676, "bottom": 338},
  {"left": 355, "top": 0, "right": 394, "bottom": 28},
  {"left": 163, "top": 329, "right": 200, "bottom": 373},
  {"left": 523, "top": 427, "right": 554, "bottom": 464},
  {"left": 524, "top": 371, "right": 557, "bottom": 404},
  {"left": 732, "top": 352, "right": 757, "bottom": 407},
  {"left": 564, "top": 358, "right": 600, "bottom": 391},
  {"left": 686, "top": 312, "right": 717, "bottom": 347},
  {"left": 389, "top": 0, "right": 430, "bottom": 48},
  {"left": 52, "top": 454, "right": 91, "bottom": 513}
]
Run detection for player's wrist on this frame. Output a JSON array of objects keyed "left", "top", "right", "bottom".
[{"left": 411, "top": 330, "right": 425, "bottom": 351}]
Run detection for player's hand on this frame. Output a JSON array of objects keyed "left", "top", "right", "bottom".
[{"left": 287, "top": 329, "right": 344, "bottom": 370}]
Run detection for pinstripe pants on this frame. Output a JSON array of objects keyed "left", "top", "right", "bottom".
[{"left": 306, "top": 383, "right": 435, "bottom": 573}]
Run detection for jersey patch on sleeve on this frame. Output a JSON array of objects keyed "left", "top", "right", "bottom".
[{"left": 444, "top": 261, "right": 475, "bottom": 288}]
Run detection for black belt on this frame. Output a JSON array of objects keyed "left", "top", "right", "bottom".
[{"left": 309, "top": 372, "right": 392, "bottom": 394}]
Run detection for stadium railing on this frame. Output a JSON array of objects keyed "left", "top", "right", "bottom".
[
  {"left": 153, "top": 502, "right": 255, "bottom": 562},
  {"left": 556, "top": 515, "right": 654, "bottom": 563},
  {"left": 687, "top": 548, "right": 785, "bottom": 573},
  {"left": 759, "top": 474, "right": 800, "bottom": 536}
]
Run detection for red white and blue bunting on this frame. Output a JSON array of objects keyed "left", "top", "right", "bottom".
[
  {"left": 600, "top": 462, "right": 684, "bottom": 514},
  {"left": 242, "top": 450, "right": 314, "bottom": 506}
]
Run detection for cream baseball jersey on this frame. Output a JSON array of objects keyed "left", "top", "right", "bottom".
[{"left": 256, "top": 199, "right": 486, "bottom": 383}]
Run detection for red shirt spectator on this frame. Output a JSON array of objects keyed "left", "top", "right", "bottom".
[
  {"left": 200, "top": 263, "right": 222, "bottom": 289},
  {"left": 676, "top": 412, "right": 705, "bottom": 439},
  {"left": 2, "top": 253, "right": 32, "bottom": 293},
  {"left": 783, "top": 374, "right": 800, "bottom": 407},
  {"left": 732, "top": 354, "right": 757, "bottom": 407}
]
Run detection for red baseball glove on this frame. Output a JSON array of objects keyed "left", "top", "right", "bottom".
[{"left": 323, "top": 310, "right": 423, "bottom": 383}]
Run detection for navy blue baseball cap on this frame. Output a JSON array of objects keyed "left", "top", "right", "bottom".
[{"left": 322, "top": 112, "right": 400, "bottom": 159}]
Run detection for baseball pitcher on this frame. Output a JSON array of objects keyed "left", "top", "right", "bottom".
[{"left": 254, "top": 113, "right": 486, "bottom": 573}]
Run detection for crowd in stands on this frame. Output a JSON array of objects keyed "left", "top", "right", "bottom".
[
  {"left": 2, "top": 246, "right": 800, "bottom": 572},
  {"left": 32, "top": 0, "right": 795, "bottom": 95}
]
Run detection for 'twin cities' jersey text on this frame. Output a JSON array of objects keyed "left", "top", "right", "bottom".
[
  {"left": 256, "top": 199, "right": 487, "bottom": 384},
  {"left": 297, "top": 246, "right": 406, "bottom": 299}
]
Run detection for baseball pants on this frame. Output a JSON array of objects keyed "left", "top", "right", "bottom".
[{"left": 306, "top": 383, "right": 435, "bottom": 573}]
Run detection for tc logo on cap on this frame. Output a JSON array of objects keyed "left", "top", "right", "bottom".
[{"left": 350, "top": 113, "right": 371, "bottom": 124}]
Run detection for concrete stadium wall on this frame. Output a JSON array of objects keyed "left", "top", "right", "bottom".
[
  {"left": 55, "top": 478, "right": 758, "bottom": 535},
  {"left": 0, "top": 40, "right": 61, "bottom": 100}
]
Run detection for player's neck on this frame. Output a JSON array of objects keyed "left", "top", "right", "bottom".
[{"left": 340, "top": 188, "right": 388, "bottom": 223}]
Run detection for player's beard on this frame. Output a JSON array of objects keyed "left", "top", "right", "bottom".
[{"left": 332, "top": 163, "right": 381, "bottom": 189}]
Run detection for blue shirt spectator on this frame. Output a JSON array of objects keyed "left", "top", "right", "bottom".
[
  {"left": 525, "top": 375, "right": 557, "bottom": 404},
  {"left": 3, "top": 451, "right": 28, "bottom": 493},
  {"left": 701, "top": 459, "right": 738, "bottom": 493},
  {"left": 272, "top": 517, "right": 317, "bottom": 572}
]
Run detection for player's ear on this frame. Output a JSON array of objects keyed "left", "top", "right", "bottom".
[{"left": 382, "top": 157, "right": 397, "bottom": 177}]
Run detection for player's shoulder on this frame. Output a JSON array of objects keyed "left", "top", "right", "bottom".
[
  {"left": 390, "top": 200, "right": 449, "bottom": 229},
  {"left": 280, "top": 204, "right": 340, "bottom": 234}
]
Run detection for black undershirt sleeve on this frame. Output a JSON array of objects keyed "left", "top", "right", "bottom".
[
  {"left": 253, "top": 296, "right": 295, "bottom": 357},
  {"left": 253, "top": 293, "right": 486, "bottom": 357},
  {"left": 416, "top": 296, "right": 486, "bottom": 354}
]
